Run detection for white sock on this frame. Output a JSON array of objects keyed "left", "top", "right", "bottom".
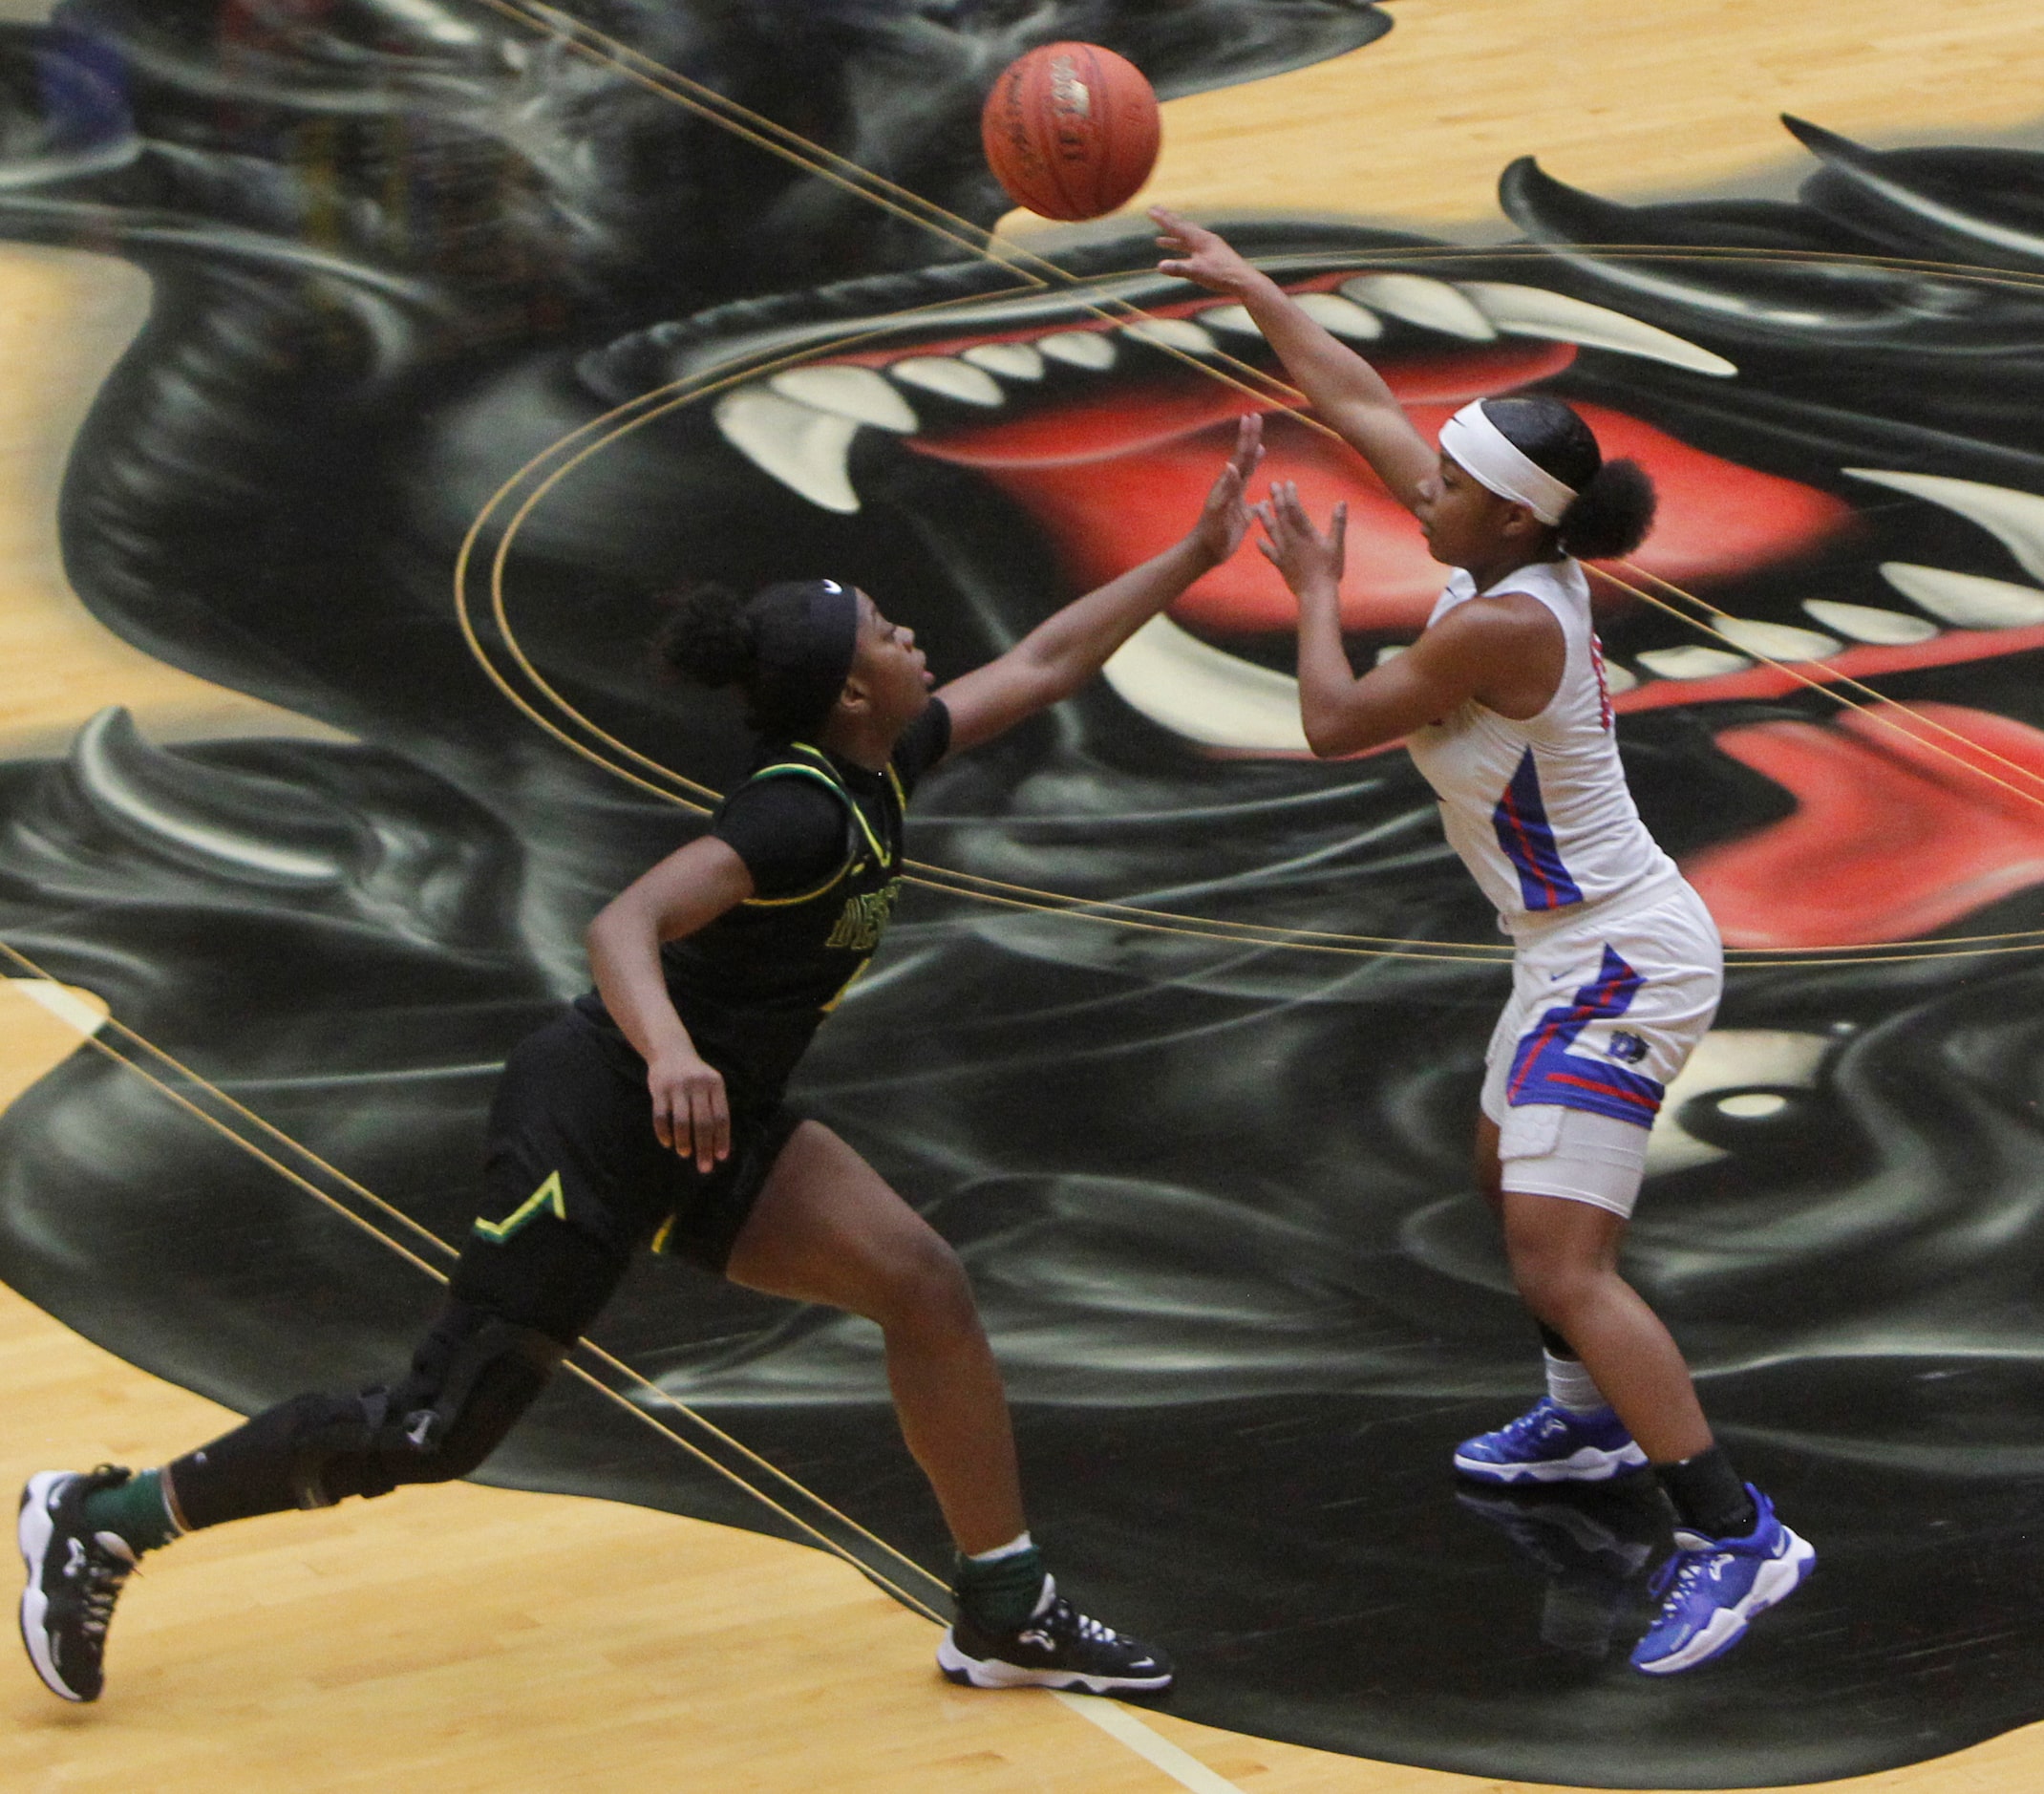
[
  {"left": 967, "top": 1530, "right": 1034, "bottom": 1564},
  {"left": 1544, "top": 1350, "right": 1609, "bottom": 1415}
]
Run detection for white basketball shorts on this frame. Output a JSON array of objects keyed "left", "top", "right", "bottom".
[{"left": 1480, "top": 877, "right": 1722, "bottom": 1219}]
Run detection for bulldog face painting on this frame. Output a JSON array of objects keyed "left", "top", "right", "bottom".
[{"left": 6, "top": 2, "right": 2044, "bottom": 1783}]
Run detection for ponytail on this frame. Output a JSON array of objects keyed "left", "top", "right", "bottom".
[
  {"left": 1557, "top": 459, "right": 1656, "bottom": 560},
  {"left": 652, "top": 577, "right": 860, "bottom": 736},
  {"left": 1483, "top": 395, "right": 1658, "bottom": 560}
]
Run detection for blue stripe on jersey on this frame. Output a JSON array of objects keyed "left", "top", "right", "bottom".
[
  {"left": 1506, "top": 945, "right": 1667, "bottom": 1127},
  {"left": 1491, "top": 747, "right": 1585, "bottom": 911}
]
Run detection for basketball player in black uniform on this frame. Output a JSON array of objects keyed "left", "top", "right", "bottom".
[{"left": 18, "top": 418, "right": 1267, "bottom": 1706}]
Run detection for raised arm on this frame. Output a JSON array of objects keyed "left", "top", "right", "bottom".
[
  {"left": 1256, "top": 482, "right": 1563, "bottom": 757},
  {"left": 1153, "top": 207, "right": 1437, "bottom": 513},
  {"left": 934, "top": 413, "right": 1264, "bottom": 756},
  {"left": 585, "top": 834, "right": 756, "bottom": 1170}
]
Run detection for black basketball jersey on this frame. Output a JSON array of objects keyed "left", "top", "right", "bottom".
[{"left": 575, "top": 702, "right": 947, "bottom": 1093}]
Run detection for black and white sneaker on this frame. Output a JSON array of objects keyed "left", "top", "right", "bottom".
[
  {"left": 19, "top": 1467, "right": 138, "bottom": 1702},
  {"left": 938, "top": 1576, "right": 1173, "bottom": 1694}
]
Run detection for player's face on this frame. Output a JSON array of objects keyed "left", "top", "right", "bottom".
[
  {"left": 849, "top": 590, "right": 932, "bottom": 730},
  {"left": 1414, "top": 453, "right": 1529, "bottom": 569}
]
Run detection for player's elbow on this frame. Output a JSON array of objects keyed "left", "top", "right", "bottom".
[
  {"left": 585, "top": 892, "right": 642, "bottom": 960},
  {"left": 1300, "top": 698, "right": 1364, "bottom": 759},
  {"left": 583, "top": 904, "right": 619, "bottom": 962}
]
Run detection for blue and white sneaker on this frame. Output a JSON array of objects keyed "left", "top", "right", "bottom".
[
  {"left": 1629, "top": 1485, "right": 1814, "bottom": 1675},
  {"left": 1453, "top": 1397, "right": 1649, "bottom": 1484}
]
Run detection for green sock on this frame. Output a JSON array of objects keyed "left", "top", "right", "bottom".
[
  {"left": 953, "top": 1539, "right": 1046, "bottom": 1633},
  {"left": 80, "top": 1469, "right": 181, "bottom": 1555}
]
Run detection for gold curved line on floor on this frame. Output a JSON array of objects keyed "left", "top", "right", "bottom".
[
  {"left": 458, "top": 276, "right": 2044, "bottom": 967},
  {"left": 445, "top": 10, "right": 2044, "bottom": 969},
  {"left": 0, "top": 936, "right": 951, "bottom": 1618}
]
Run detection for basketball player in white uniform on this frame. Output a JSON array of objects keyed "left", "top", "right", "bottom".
[{"left": 1154, "top": 208, "right": 1813, "bottom": 1674}]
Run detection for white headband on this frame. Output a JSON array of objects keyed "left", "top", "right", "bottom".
[{"left": 1437, "top": 400, "right": 1577, "bottom": 526}]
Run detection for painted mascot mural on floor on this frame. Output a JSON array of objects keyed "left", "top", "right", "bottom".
[{"left": 3, "top": 2, "right": 2044, "bottom": 1783}]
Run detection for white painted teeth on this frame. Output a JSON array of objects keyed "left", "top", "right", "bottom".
[
  {"left": 1878, "top": 562, "right": 2044, "bottom": 629},
  {"left": 888, "top": 355, "right": 1004, "bottom": 407},
  {"left": 1293, "top": 292, "right": 1382, "bottom": 340},
  {"left": 715, "top": 326, "right": 1109, "bottom": 510},
  {"left": 1800, "top": 599, "right": 1938, "bottom": 645},
  {"left": 1846, "top": 470, "right": 2044, "bottom": 584},
  {"left": 1039, "top": 330, "right": 1117, "bottom": 369},
  {"left": 1374, "top": 644, "right": 1407, "bottom": 664},
  {"left": 1119, "top": 316, "right": 1219, "bottom": 354},
  {"left": 1635, "top": 645, "right": 1753, "bottom": 679},
  {"left": 766, "top": 365, "right": 917, "bottom": 432},
  {"left": 1197, "top": 277, "right": 1720, "bottom": 374},
  {"left": 963, "top": 341, "right": 1045, "bottom": 381},
  {"left": 1713, "top": 617, "right": 1840, "bottom": 661},
  {"left": 710, "top": 265, "right": 1735, "bottom": 518},
  {"left": 1341, "top": 274, "right": 1496, "bottom": 340},
  {"left": 1458, "top": 282, "right": 1737, "bottom": 376},
  {"left": 1102, "top": 615, "right": 1309, "bottom": 752},
  {"left": 712, "top": 388, "right": 862, "bottom": 514},
  {"left": 1200, "top": 304, "right": 1259, "bottom": 336}
]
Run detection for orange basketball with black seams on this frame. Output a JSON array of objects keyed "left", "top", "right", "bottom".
[{"left": 981, "top": 42, "right": 1160, "bottom": 222}]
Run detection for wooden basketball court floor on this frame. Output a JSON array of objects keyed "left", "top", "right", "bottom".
[{"left": 7, "top": 1, "right": 2044, "bottom": 1787}]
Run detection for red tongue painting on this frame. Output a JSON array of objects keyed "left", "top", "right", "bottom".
[
  {"left": 1690, "top": 705, "right": 2044, "bottom": 946},
  {"left": 905, "top": 345, "right": 1851, "bottom": 632}
]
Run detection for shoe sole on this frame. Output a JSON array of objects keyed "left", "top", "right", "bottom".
[
  {"left": 1452, "top": 1442, "right": 1649, "bottom": 1485},
  {"left": 17, "top": 1471, "right": 84, "bottom": 1703},
  {"left": 1631, "top": 1528, "right": 1817, "bottom": 1676},
  {"left": 935, "top": 1630, "right": 1173, "bottom": 1695}
]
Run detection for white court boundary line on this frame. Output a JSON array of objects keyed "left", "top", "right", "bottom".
[{"left": 1055, "top": 1693, "right": 1249, "bottom": 1794}]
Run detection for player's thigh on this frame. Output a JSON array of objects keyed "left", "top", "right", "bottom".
[{"left": 723, "top": 1120, "right": 964, "bottom": 1321}]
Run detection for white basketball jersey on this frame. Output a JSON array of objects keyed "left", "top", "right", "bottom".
[{"left": 1405, "top": 558, "right": 1675, "bottom": 933}]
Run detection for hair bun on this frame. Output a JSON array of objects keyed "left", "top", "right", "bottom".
[
  {"left": 1559, "top": 459, "right": 1657, "bottom": 560},
  {"left": 656, "top": 582, "right": 756, "bottom": 687}
]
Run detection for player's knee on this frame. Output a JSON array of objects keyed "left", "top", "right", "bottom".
[
  {"left": 301, "top": 1306, "right": 566, "bottom": 1504},
  {"left": 1501, "top": 1219, "right": 1573, "bottom": 1308},
  {"left": 1507, "top": 1247, "right": 1600, "bottom": 1329},
  {"left": 877, "top": 1229, "right": 978, "bottom": 1337}
]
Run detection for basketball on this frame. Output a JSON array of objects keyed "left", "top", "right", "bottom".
[{"left": 980, "top": 42, "right": 1160, "bottom": 222}]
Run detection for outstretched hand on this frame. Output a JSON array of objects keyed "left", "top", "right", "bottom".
[
  {"left": 1152, "top": 205, "right": 1260, "bottom": 297},
  {"left": 1192, "top": 413, "right": 1267, "bottom": 564},
  {"left": 1255, "top": 481, "right": 1347, "bottom": 608}
]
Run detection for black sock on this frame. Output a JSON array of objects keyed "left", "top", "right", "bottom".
[
  {"left": 1536, "top": 1321, "right": 1577, "bottom": 1360},
  {"left": 1654, "top": 1445, "right": 1757, "bottom": 1539}
]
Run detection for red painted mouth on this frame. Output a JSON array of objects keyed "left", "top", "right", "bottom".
[
  {"left": 790, "top": 277, "right": 2044, "bottom": 949},
  {"left": 902, "top": 341, "right": 1851, "bottom": 635}
]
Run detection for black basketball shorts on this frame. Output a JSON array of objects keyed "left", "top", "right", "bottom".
[{"left": 476, "top": 1008, "right": 800, "bottom": 1275}]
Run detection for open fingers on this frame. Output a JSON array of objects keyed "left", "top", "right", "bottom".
[{"left": 1231, "top": 413, "right": 1265, "bottom": 474}]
